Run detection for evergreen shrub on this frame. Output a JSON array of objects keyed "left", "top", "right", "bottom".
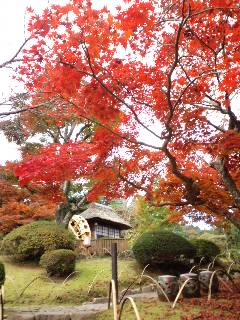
[
  {"left": 0, "top": 261, "right": 5, "bottom": 286},
  {"left": 40, "top": 249, "right": 76, "bottom": 276},
  {"left": 229, "top": 248, "right": 240, "bottom": 263},
  {"left": 2, "top": 221, "right": 75, "bottom": 262},
  {"left": 198, "top": 233, "right": 226, "bottom": 251},
  {"left": 191, "top": 239, "right": 220, "bottom": 260},
  {"left": 132, "top": 230, "right": 196, "bottom": 266}
]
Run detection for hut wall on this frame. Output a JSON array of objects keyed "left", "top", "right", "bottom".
[{"left": 76, "top": 238, "right": 129, "bottom": 256}]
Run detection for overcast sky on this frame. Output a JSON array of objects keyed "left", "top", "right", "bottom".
[{"left": 0, "top": 0, "right": 120, "bottom": 164}]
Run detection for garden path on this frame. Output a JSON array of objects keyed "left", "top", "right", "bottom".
[{"left": 5, "top": 291, "right": 157, "bottom": 320}]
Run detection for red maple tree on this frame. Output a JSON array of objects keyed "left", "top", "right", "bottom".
[
  {"left": 0, "top": 166, "right": 56, "bottom": 234},
  {"left": 14, "top": 0, "right": 240, "bottom": 229}
]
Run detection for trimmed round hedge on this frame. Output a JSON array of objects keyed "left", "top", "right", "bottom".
[
  {"left": 132, "top": 230, "right": 196, "bottom": 266},
  {"left": 2, "top": 221, "right": 75, "bottom": 262},
  {"left": 0, "top": 261, "right": 5, "bottom": 286},
  {"left": 40, "top": 249, "right": 76, "bottom": 276},
  {"left": 191, "top": 239, "right": 220, "bottom": 260}
]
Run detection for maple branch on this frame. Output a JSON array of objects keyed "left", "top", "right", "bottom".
[
  {"left": 228, "top": 113, "right": 240, "bottom": 132},
  {"left": 174, "top": 70, "right": 220, "bottom": 109},
  {"left": 154, "top": 200, "right": 192, "bottom": 207},
  {"left": 81, "top": 43, "right": 164, "bottom": 142},
  {"left": 163, "top": 148, "right": 203, "bottom": 206},
  {"left": 211, "top": 156, "right": 240, "bottom": 210},
  {"left": 205, "top": 94, "right": 227, "bottom": 115},
  {"left": 164, "top": 8, "right": 192, "bottom": 171},
  {"left": 81, "top": 58, "right": 158, "bottom": 120},
  {"left": 164, "top": 3, "right": 191, "bottom": 142},
  {"left": 179, "top": 62, "right": 191, "bottom": 82},
  {"left": 166, "top": 14, "right": 188, "bottom": 115},
  {"left": 190, "top": 6, "right": 240, "bottom": 18},
  {"left": 204, "top": 203, "right": 240, "bottom": 230},
  {"left": 57, "top": 127, "right": 66, "bottom": 142},
  {"left": 191, "top": 29, "right": 216, "bottom": 55},
  {"left": 160, "top": 5, "right": 205, "bottom": 206},
  {"left": 74, "top": 123, "right": 92, "bottom": 142},
  {"left": 115, "top": 81, "right": 154, "bottom": 112},
  {"left": 66, "top": 122, "right": 77, "bottom": 141},
  {"left": 0, "top": 104, "right": 46, "bottom": 118},
  {"left": 0, "top": 36, "right": 32, "bottom": 69},
  {"left": 60, "top": 54, "right": 163, "bottom": 142},
  {"left": 115, "top": 163, "right": 151, "bottom": 196},
  {"left": 46, "top": 129, "right": 60, "bottom": 143},
  {"left": 61, "top": 95, "right": 162, "bottom": 151},
  {"left": 207, "top": 120, "right": 226, "bottom": 133}
]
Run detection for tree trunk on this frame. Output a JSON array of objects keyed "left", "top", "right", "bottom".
[
  {"left": 55, "top": 180, "right": 87, "bottom": 228},
  {"left": 55, "top": 203, "right": 71, "bottom": 227},
  {"left": 55, "top": 180, "right": 73, "bottom": 227}
]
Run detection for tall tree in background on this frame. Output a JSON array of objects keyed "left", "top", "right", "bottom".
[
  {"left": 13, "top": 0, "right": 240, "bottom": 229},
  {"left": 0, "top": 94, "right": 95, "bottom": 225}
]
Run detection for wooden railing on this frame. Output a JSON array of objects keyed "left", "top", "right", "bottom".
[{"left": 76, "top": 238, "right": 129, "bottom": 256}]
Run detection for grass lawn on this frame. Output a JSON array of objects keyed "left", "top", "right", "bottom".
[
  {"left": 2, "top": 256, "right": 240, "bottom": 319},
  {"left": 2, "top": 256, "right": 140, "bottom": 306}
]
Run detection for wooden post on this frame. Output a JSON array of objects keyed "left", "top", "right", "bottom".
[
  {"left": 0, "top": 286, "right": 3, "bottom": 320},
  {"left": 111, "top": 242, "right": 118, "bottom": 303}
]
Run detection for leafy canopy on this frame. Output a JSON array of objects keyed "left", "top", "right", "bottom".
[{"left": 13, "top": 0, "right": 240, "bottom": 229}]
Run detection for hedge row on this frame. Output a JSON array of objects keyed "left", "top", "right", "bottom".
[{"left": 132, "top": 230, "right": 221, "bottom": 266}]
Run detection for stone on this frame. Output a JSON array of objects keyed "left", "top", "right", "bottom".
[
  {"left": 158, "top": 275, "right": 179, "bottom": 300},
  {"left": 199, "top": 271, "right": 219, "bottom": 293},
  {"left": 6, "top": 312, "right": 35, "bottom": 320},
  {"left": 179, "top": 273, "right": 200, "bottom": 298},
  {"left": 92, "top": 297, "right": 108, "bottom": 304}
]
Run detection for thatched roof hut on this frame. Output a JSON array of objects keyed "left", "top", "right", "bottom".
[{"left": 80, "top": 203, "right": 131, "bottom": 239}]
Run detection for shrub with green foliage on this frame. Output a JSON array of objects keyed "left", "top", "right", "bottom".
[
  {"left": 2, "top": 221, "right": 75, "bottom": 262},
  {"left": 191, "top": 239, "right": 220, "bottom": 260},
  {"left": 198, "top": 232, "right": 226, "bottom": 252},
  {"left": 0, "top": 261, "right": 5, "bottom": 286},
  {"left": 132, "top": 230, "right": 196, "bottom": 266},
  {"left": 226, "top": 225, "right": 240, "bottom": 249},
  {"left": 40, "top": 249, "right": 76, "bottom": 276},
  {"left": 229, "top": 248, "right": 240, "bottom": 263}
]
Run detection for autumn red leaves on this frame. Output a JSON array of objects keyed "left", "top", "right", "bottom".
[{"left": 6, "top": 0, "right": 240, "bottom": 229}]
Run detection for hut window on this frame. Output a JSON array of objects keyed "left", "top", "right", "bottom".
[
  {"left": 103, "top": 226, "right": 108, "bottom": 236},
  {"left": 109, "top": 228, "right": 115, "bottom": 238},
  {"left": 95, "top": 225, "right": 120, "bottom": 238}
]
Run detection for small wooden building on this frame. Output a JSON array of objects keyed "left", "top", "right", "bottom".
[{"left": 80, "top": 202, "right": 131, "bottom": 240}]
